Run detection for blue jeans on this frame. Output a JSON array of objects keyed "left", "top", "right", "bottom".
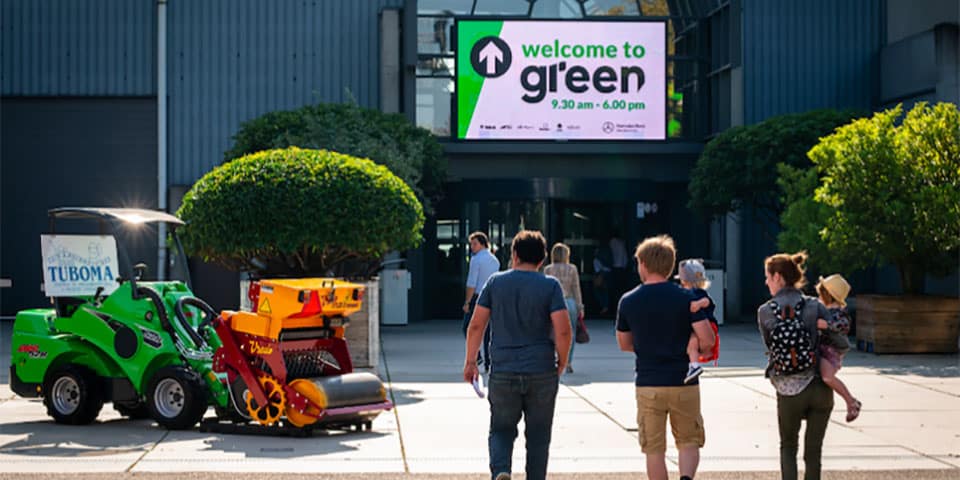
[
  {"left": 564, "top": 298, "right": 578, "bottom": 364},
  {"left": 488, "top": 371, "right": 559, "bottom": 480},
  {"left": 462, "top": 294, "right": 491, "bottom": 366}
]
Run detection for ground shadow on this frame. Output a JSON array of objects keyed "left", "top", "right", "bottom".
[
  {"left": 198, "top": 427, "right": 389, "bottom": 458},
  {"left": 0, "top": 418, "right": 159, "bottom": 457}
]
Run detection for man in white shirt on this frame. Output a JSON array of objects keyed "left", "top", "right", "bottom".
[{"left": 463, "top": 231, "right": 501, "bottom": 371}]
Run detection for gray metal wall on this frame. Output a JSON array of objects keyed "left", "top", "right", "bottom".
[
  {"left": 742, "top": 0, "right": 885, "bottom": 124},
  {"left": 1, "top": 0, "right": 155, "bottom": 96},
  {"left": 738, "top": 0, "right": 886, "bottom": 311},
  {"left": 166, "top": 0, "right": 404, "bottom": 185},
  {"left": 0, "top": 99, "right": 158, "bottom": 315}
]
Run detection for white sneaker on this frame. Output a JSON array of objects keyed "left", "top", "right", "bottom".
[{"left": 684, "top": 364, "right": 703, "bottom": 384}]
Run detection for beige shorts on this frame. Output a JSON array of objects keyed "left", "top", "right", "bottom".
[{"left": 635, "top": 385, "right": 705, "bottom": 454}]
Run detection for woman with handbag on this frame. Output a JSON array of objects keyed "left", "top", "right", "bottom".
[{"left": 544, "top": 242, "right": 586, "bottom": 374}]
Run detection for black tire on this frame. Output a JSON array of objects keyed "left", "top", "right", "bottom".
[
  {"left": 42, "top": 364, "right": 104, "bottom": 425},
  {"left": 146, "top": 365, "right": 208, "bottom": 430},
  {"left": 115, "top": 400, "right": 151, "bottom": 419}
]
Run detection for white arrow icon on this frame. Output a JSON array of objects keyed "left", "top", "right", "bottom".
[{"left": 478, "top": 40, "right": 503, "bottom": 75}]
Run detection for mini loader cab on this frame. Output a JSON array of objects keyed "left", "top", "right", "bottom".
[{"left": 9, "top": 207, "right": 391, "bottom": 433}]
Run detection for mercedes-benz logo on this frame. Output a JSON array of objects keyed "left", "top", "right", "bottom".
[{"left": 602, "top": 121, "right": 615, "bottom": 134}]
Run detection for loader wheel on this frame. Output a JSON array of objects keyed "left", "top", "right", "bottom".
[
  {"left": 43, "top": 365, "right": 104, "bottom": 425},
  {"left": 115, "top": 400, "right": 151, "bottom": 419},
  {"left": 146, "top": 366, "right": 208, "bottom": 430}
]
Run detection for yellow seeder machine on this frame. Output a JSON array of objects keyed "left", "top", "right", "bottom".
[{"left": 205, "top": 278, "right": 391, "bottom": 434}]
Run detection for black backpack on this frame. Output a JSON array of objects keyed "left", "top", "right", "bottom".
[{"left": 768, "top": 300, "right": 816, "bottom": 375}]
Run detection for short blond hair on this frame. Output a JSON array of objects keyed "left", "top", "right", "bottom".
[
  {"left": 550, "top": 243, "right": 570, "bottom": 264},
  {"left": 634, "top": 235, "right": 676, "bottom": 279}
]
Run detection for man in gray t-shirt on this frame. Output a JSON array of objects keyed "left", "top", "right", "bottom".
[{"left": 464, "top": 230, "right": 572, "bottom": 480}]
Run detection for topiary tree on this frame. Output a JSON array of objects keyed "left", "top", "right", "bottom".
[
  {"left": 783, "top": 102, "right": 960, "bottom": 294},
  {"left": 688, "top": 109, "right": 863, "bottom": 240},
  {"left": 177, "top": 147, "right": 425, "bottom": 277},
  {"left": 224, "top": 102, "right": 445, "bottom": 213}
]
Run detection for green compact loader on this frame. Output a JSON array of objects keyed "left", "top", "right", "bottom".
[{"left": 9, "top": 207, "right": 226, "bottom": 429}]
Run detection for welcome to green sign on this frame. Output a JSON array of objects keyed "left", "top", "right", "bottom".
[{"left": 455, "top": 19, "right": 666, "bottom": 140}]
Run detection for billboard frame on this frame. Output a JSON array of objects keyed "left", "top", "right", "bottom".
[{"left": 452, "top": 16, "right": 670, "bottom": 143}]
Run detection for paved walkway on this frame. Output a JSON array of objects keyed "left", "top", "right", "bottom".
[{"left": 1, "top": 319, "right": 959, "bottom": 478}]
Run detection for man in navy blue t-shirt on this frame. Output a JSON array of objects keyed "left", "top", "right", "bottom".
[
  {"left": 464, "top": 230, "right": 572, "bottom": 480},
  {"left": 616, "top": 235, "right": 715, "bottom": 480}
]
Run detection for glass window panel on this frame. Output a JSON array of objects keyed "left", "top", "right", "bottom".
[
  {"left": 418, "top": 0, "right": 474, "bottom": 14},
  {"left": 473, "top": 0, "right": 532, "bottom": 15},
  {"left": 416, "top": 77, "right": 454, "bottom": 136},
  {"left": 417, "top": 56, "right": 455, "bottom": 77},
  {"left": 417, "top": 17, "right": 455, "bottom": 54},
  {"left": 583, "top": 0, "right": 640, "bottom": 16},
  {"left": 530, "top": 0, "right": 584, "bottom": 17}
]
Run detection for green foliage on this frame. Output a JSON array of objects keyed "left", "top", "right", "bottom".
[
  {"left": 177, "top": 147, "right": 425, "bottom": 277},
  {"left": 688, "top": 109, "right": 863, "bottom": 237},
  {"left": 776, "top": 163, "right": 832, "bottom": 271},
  {"left": 224, "top": 102, "right": 446, "bottom": 213},
  {"left": 799, "top": 102, "right": 960, "bottom": 294}
]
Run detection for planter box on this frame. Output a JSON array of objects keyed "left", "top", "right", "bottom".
[
  {"left": 344, "top": 278, "right": 380, "bottom": 370},
  {"left": 856, "top": 295, "right": 960, "bottom": 354}
]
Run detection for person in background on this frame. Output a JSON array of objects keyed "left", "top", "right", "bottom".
[
  {"left": 592, "top": 246, "right": 612, "bottom": 314},
  {"left": 464, "top": 230, "right": 572, "bottom": 480},
  {"left": 544, "top": 243, "right": 584, "bottom": 374},
  {"left": 463, "top": 231, "right": 500, "bottom": 372},
  {"left": 609, "top": 231, "right": 629, "bottom": 302}
]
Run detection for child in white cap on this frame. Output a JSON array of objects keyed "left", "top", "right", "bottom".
[
  {"left": 816, "top": 274, "right": 861, "bottom": 422},
  {"left": 677, "top": 259, "right": 719, "bottom": 384}
]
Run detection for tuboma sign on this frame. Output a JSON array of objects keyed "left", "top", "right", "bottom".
[
  {"left": 456, "top": 19, "right": 666, "bottom": 140},
  {"left": 41, "top": 235, "right": 119, "bottom": 297}
]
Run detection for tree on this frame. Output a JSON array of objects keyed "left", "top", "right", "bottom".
[
  {"left": 776, "top": 163, "right": 832, "bottom": 272},
  {"left": 688, "top": 109, "right": 862, "bottom": 239},
  {"left": 791, "top": 103, "right": 960, "bottom": 294},
  {"left": 225, "top": 102, "right": 446, "bottom": 213},
  {"left": 177, "top": 147, "right": 425, "bottom": 277}
]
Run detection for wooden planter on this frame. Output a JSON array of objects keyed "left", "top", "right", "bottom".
[{"left": 856, "top": 295, "right": 960, "bottom": 353}]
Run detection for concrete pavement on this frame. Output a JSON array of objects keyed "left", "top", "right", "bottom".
[{"left": 1, "top": 319, "right": 959, "bottom": 478}]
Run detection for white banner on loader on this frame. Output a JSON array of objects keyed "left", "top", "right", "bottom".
[{"left": 41, "top": 235, "right": 120, "bottom": 297}]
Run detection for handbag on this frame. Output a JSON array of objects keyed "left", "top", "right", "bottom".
[{"left": 575, "top": 315, "right": 590, "bottom": 344}]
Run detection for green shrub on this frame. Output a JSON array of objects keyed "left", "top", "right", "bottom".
[
  {"left": 177, "top": 147, "right": 425, "bottom": 277},
  {"left": 786, "top": 102, "right": 960, "bottom": 294},
  {"left": 225, "top": 102, "right": 445, "bottom": 212},
  {"left": 688, "top": 109, "right": 862, "bottom": 239}
]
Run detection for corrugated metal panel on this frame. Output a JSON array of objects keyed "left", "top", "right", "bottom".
[
  {"left": 1, "top": 0, "right": 155, "bottom": 96},
  {"left": 742, "top": 0, "right": 885, "bottom": 124},
  {"left": 168, "top": 0, "right": 403, "bottom": 185}
]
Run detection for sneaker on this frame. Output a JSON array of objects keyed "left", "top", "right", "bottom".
[
  {"left": 684, "top": 364, "right": 703, "bottom": 384},
  {"left": 494, "top": 473, "right": 511, "bottom": 480}
]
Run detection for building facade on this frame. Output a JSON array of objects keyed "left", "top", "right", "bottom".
[{"left": 2, "top": 0, "right": 958, "bottom": 319}]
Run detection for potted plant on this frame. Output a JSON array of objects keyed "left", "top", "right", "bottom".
[
  {"left": 781, "top": 103, "right": 960, "bottom": 353},
  {"left": 177, "top": 147, "right": 425, "bottom": 366}
]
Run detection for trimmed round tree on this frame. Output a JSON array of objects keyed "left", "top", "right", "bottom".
[
  {"left": 688, "top": 109, "right": 863, "bottom": 239},
  {"left": 177, "top": 147, "right": 425, "bottom": 277},
  {"left": 224, "top": 102, "right": 445, "bottom": 213}
]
